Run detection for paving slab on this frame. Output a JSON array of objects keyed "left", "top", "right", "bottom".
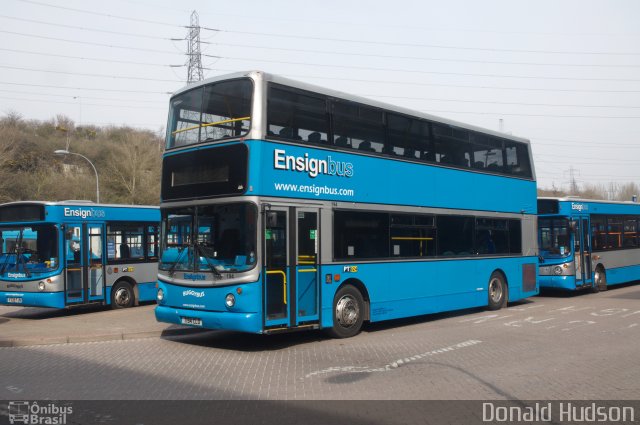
[{"left": 0, "top": 303, "right": 204, "bottom": 346}]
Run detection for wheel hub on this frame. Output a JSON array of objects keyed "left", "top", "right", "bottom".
[
  {"left": 489, "top": 278, "right": 503, "bottom": 303},
  {"left": 335, "top": 295, "right": 359, "bottom": 327},
  {"left": 115, "top": 288, "right": 130, "bottom": 306}
]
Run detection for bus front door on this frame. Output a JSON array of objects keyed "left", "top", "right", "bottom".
[
  {"left": 573, "top": 217, "right": 593, "bottom": 287},
  {"left": 64, "top": 224, "right": 84, "bottom": 304},
  {"left": 264, "top": 208, "right": 289, "bottom": 327},
  {"left": 264, "top": 207, "right": 321, "bottom": 330}
]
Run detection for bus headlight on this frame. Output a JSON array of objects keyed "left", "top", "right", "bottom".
[
  {"left": 225, "top": 293, "right": 235, "bottom": 308},
  {"left": 38, "top": 281, "right": 46, "bottom": 291},
  {"left": 157, "top": 288, "right": 164, "bottom": 302},
  {"left": 553, "top": 266, "right": 563, "bottom": 275}
]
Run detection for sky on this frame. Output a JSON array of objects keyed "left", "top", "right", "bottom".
[{"left": 1, "top": 0, "right": 639, "bottom": 192}]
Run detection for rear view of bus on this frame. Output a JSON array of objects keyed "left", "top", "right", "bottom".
[
  {"left": 538, "top": 197, "right": 640, "bottom": 291},
  {"left": 155, "top": 71, "right": 539, "bottom": 337}
]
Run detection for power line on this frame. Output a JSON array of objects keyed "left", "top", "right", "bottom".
[
  {"left": 0, "top": 88, "right": 164, "bottom": 104},
  {"left": 203, "top": 27, "right": 640, "bottom": 57},
  {"left": 205, "top": 41, "right": 640, "bottom": 69},
  {"left": 15, "top": 0, "right": 182, "bottom": 27},
  {"left": 362, "top": 93, "right": 640, "bottom": 110},
  {"left": 0, "top": 81, "right": 171, "bottom": 95},
  {"left": 0, "top": 14, "right": 179, "bottom": 40},
  {"left": 1, "top": 48, "right": 184, "bottom": 68},
  {"left": 205, "top": 67, "right": 640, "bottom": 94},
  {"left": 0, "top": 95, "right": 166, "bottom": 110},
  {"left": 0, "top": 30, "right": 182, "bottom": 55},
  {"left": 0, "top": 65, "right": 184, "bottom": 83},
  {"left": 208, "top": 55, "right": 640, "bottom": 83}
]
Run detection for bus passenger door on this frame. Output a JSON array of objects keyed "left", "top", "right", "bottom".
[
  {"left": 573, "top": 217, "right": 592, "bottom": 287},
  {"left": 580, "top": 217, "right": 592, "bottom": 286},
  {"left": 264, "top": 208, "right": 289, "bottom": 327},
  {"left": 295, "top": 209, "right": 319, "bottom": 325},
  {"left": 64, "top": 224, "right": 85, "bottom": 304},
  {"left": 87, "top": 224, "right": 105, "bottom": 302}
]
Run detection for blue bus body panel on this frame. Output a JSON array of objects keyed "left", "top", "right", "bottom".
[
  {"left": 0, "top": 291, "right": 66, "bottom": 308},
  {"left": 155, "top": 279, "right": 263, "bottom": 333},
  {"left": 539, "top": 275, "right": 576, "bottom": 290},
  {"left": 156, "top": 256, "right": 538, "bottom": 333},
  {"left": 554, "top": 200, "right": 640, "bottom": 217},
  {"left": 242, "top": 140, "right": 537, "bottom": 214},
  {"left": 605, "top": 264, "right": 640, "bottom": 286}
]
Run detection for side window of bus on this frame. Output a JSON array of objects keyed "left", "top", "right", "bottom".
[
  {"left": 332, "top": 101, "right": 384, "bottom": 153},
  {"left": 267, "top": 86, "right": 329, "bottom": 144},
  {"left": 387, "top": 114, "right": 431, "bottom": 160},
  {"left": 432, "top": 124, "right": 471, "bottom": 168},
  {"left": 436, "top": 216, "right": 474, "bottom": 256},
  {"left": 107, "top": 224, "right": 144, "bottom": 262},
  {"left": 390, "top": 214, "right": 436, "bottom": 257},
  {"left": 147, "top": 225, "right": 159, "bottom": 259},
  {"left": 590, "top": 216, "right": 607, "bottom": 250},
  {"left": 471, "top": 134, "right": 504, "bottom": 173},
  {"left": 623, "top": 217, "right": 638, "bottom": 248},
  {"left": 505, "top": 142, "right": 532, "bottom": 178},
  {"left": 333, "top": 211, "right": 389, "bottom": 259},
  {"left": 607, "top": 216, "right": 623, "bottom": 249},
  {"left": 475, "top": 218, "right": 509, "bottom": 255}
]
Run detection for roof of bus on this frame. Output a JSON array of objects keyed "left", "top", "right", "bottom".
[
  {"left": 172, "top": 70, "right": 531, "bottom": 146},
  {"left": 0, "top": 201, "right": 158, "bottom": 210},
  {"left": 538, "top": 196, "right": 640, "bottom": 207}
]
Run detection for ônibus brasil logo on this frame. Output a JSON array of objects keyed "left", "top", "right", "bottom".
[
  {"left": 273, "top": 149, "right": 354, "bottom": 178},
  {"left": 7, "top": 401, "right": 73, "bottom": 424}
]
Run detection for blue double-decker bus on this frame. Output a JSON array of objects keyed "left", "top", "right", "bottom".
[
  {"left": 0, "top": 201, "right": 160, "bottom": 309},
  {"left": 155, "top": 71, "right": 539, "bottom": 337},
  {"left": 538, "top": 197, "right": 640, "bottom": 291}
]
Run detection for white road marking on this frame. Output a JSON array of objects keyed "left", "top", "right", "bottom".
[
  {"left": 458, "top": 314, "right": 512, "bottom": 324},
  {"left": 305, "top": 339, "right": 482, "bottom": 378},
  {"left": 508, "top": 304, "right": 545, "bottom": 311},
  {"left": 6, "top": 386, "right": 23, "bottom": 394},
  {"left": 504, "top": 316, "right": 555, "bottom": 327},
  {"left": 590, "top": 308, "right": 629, "bottom": 317},
  {"left": 622, "top": 310, "right": 640, "bottom": 319},
  {"left": 561, "top": 320, "right": 596, "bottom": 331},
  {"left": 548, "top": 306, "right": 593, "bottom": 314}
]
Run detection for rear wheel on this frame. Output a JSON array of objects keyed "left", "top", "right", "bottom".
[
  {"left": 328, "top": 285, "right": 364, "bottom": 338},
  {"left": 487, "top": 272, "right": 507, "bottom": 311},
  {"left": 111, "top": 281, "right": 135, "bottom": 309}
]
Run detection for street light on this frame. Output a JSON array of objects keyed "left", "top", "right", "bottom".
[{"left": 54, "top": 149, "right": 100, "bottom": 203}]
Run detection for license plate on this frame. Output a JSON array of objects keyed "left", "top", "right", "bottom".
[
  {"left": 181, "top": 317, "right": 202, "bottom": 326},
  {"left": 7, "top": 297, "right": 22, "bottom": 304}
]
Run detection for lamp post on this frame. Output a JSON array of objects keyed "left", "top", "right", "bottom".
[{"left": 54, "top": 149, "right": 100, "bottom": 203}]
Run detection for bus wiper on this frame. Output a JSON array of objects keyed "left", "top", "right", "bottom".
[
  {"left": 194, "top": 242, "right": 223, "bottom": 278},
  {"left": 168, "top": 245, "right": 189, "bottom": 278}
]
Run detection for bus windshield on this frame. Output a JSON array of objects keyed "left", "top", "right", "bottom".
[
  {"left": 166, "top": 78, "right": 253, "bottom": 149},
  {"left": 539, "top": 217, "right": 571, "bottom": 258},
  {"left": 160, "top": 203, "right": 257, "bottom": 274},
  {"left": 0, "top": 224, "right": 59, "bottom": 277}
]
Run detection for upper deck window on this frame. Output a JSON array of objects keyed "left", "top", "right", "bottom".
[
  {"left": 265, "top": 82, "right": 533, "bottom": 180},
  {"left": 166, "top": 78, "right": 252, "bottom": 149}
]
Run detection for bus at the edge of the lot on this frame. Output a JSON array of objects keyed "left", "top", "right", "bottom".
[
  {"left": 0, "top": 201, "right": 160, "bottom": 309},
  {"left": 155, "top": 70, "right": 539, "bottom": 338},
  {"left": 538, "top": 197, "right": 640, "bottom": 291}
]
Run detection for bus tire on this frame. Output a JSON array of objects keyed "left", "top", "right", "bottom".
[
  {"left": 111, "top": 281, "right": 135, "bottom": 309},
  {"left": 593, "top": 266, "right": 607, "bottom": 293},
  {"left": 328, "top": 285, "right": 364, "bottom": 338},
  {"left": 487, "top": 271, "right": 507, "bottom": 311}
]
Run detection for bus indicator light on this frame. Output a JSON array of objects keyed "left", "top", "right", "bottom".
[{"left": 334, "top": 274, "right": 341, "bottom": 282}]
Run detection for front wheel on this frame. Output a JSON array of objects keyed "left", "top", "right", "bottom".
[
  {"left": 592, "top": 267, "right": 607, "bottom": 292},
  {"left": 487, "top": 272, "right": 507, "bottom": 311},
  {"left": 111, "top": 281, "right": 135, "bottom": 309},
  {"left": 328, "top": 285, "right": 364, "bottom": 338}
]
